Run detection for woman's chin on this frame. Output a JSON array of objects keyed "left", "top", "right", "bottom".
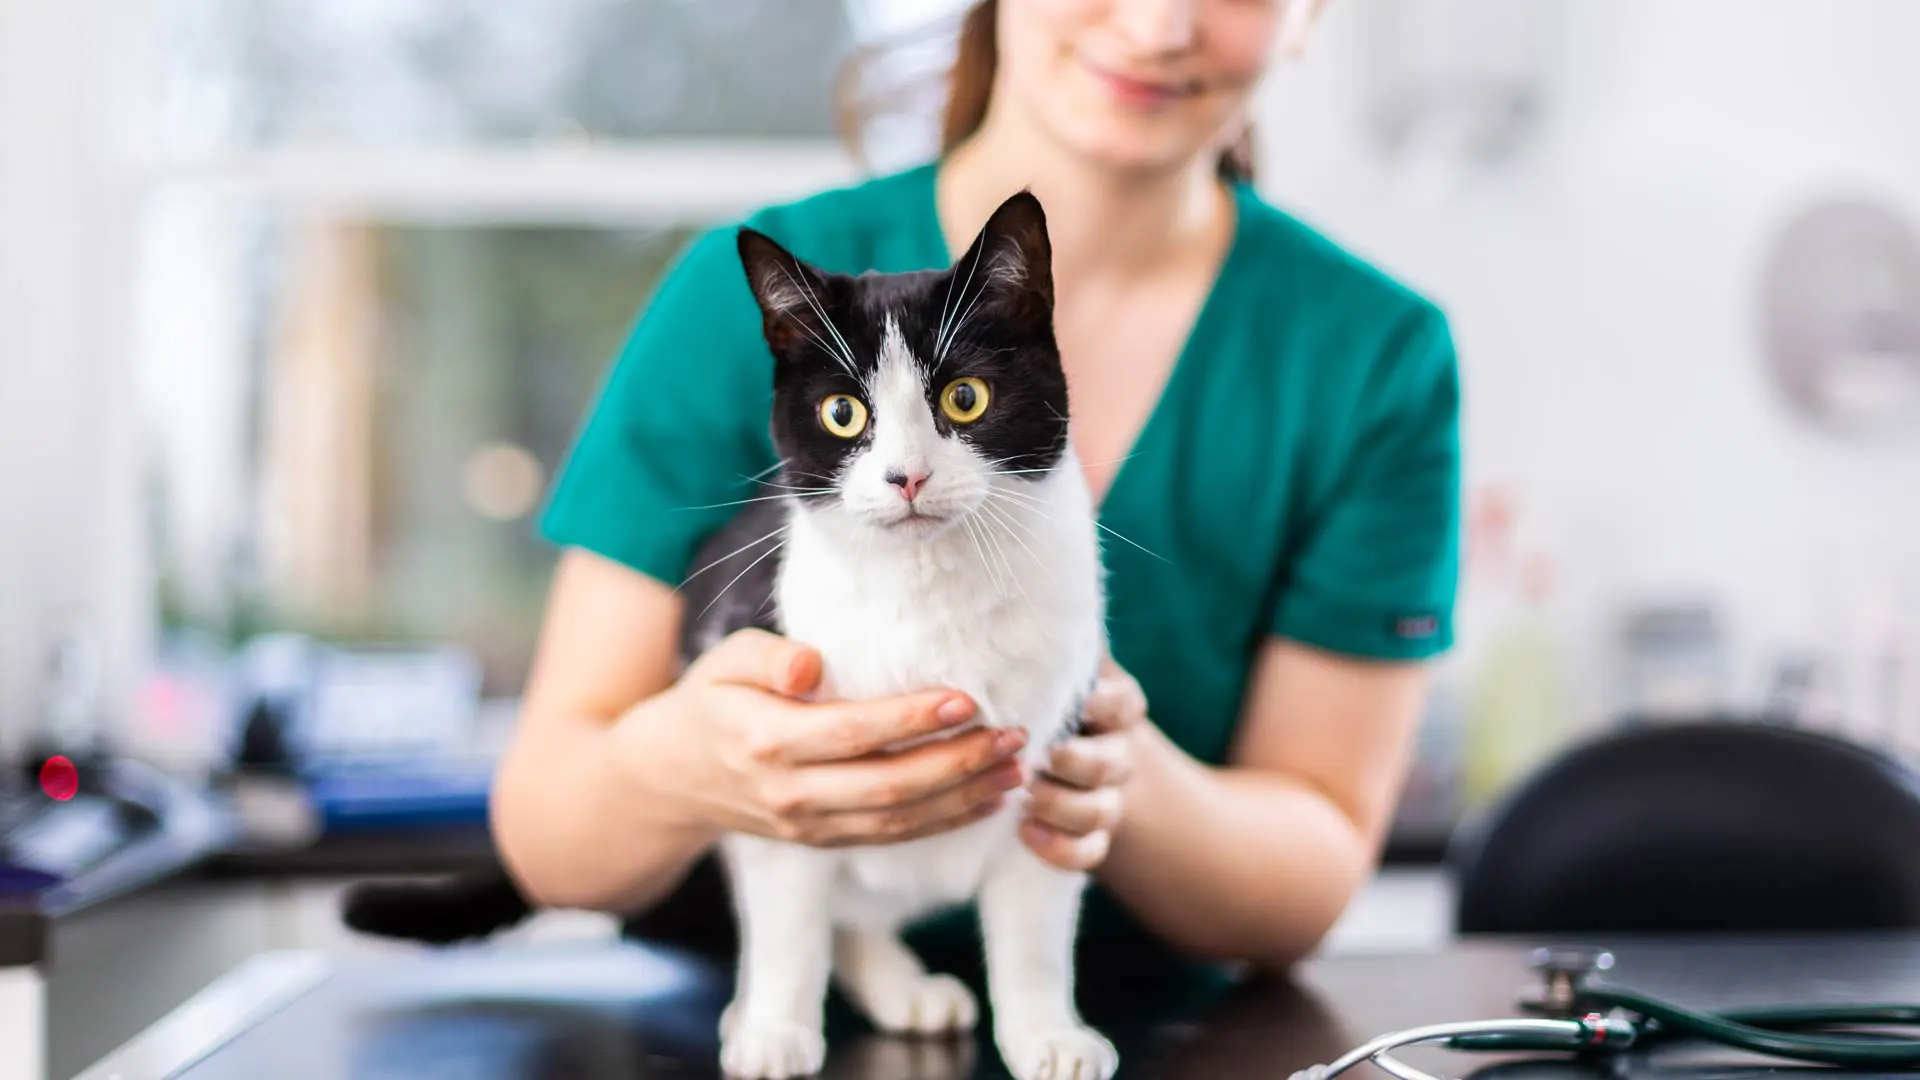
[{"left": 1048, "top": 119, "right": 1226, "bottom": 178}]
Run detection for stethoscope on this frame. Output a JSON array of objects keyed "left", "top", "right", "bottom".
[{"left": 1291, "top": 945, "right": 1920, "bottom": 1080}]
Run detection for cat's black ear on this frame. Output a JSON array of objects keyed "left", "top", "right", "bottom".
[
  {"left": 951, "top": 189, "right": 1054, "bottom": 323},
  {"left": 737, "top": 227, "right": 837, "bottom": 360}
]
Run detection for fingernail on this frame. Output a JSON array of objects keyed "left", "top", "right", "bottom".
[
  {"left": 939, "top": 696, "right": 974, "bottom": 723},
  {"left": 996, "top": 762, "right": 1025, "bottom": 789},
  {"left": 994, "top": 728, "right": 1028, "bottom": 753}
]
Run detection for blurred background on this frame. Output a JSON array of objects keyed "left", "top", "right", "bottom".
[{"left": 3, "top": 0, "right": 1920, "bottom": 1072}]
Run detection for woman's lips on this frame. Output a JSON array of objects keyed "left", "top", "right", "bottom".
[{"left": 1081, "top": 57, "right": 1198, "bottom": 109}]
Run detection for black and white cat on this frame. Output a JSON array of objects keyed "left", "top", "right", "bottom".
[
  {"left": 343, "top": 191, "right": 1115, "bottom": 1080},
  {"left": 705, "top": 191, "right": 1114, "bottom": 1080}
]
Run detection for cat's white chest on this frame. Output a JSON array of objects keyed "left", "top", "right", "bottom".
[
  {"left": 776, "top": 491, "right": 1103, "bottom": 745},
  {"left": 763, "top": 473, "right": 1105, "bottom": 927}
]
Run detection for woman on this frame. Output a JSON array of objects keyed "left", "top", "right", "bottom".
[{"left": 493, "top": 0, "right": 1460, "bottom": 975}]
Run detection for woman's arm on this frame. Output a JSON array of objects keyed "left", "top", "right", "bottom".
[
  {"left": 1083, "top": 638, "right": 1430, "bottom": 970},
  {"left": 489, "top": 548, "right": 716, "bottom": 913}
]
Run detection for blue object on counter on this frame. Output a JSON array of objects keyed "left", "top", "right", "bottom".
[
  {"left": 298, "top": 757, "right": 496, "bottom": 832},
  {"left": 0, "top": 863, "right": 64, "bottom": 896}
]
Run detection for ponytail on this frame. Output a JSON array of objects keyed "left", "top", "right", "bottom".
[{"left": 839, "top": 0, "right": 1256, "bottom": 184}]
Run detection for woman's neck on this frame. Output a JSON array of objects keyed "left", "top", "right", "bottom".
[{"left": 936, "top": 105, "right": 1233, "bottom": 286}]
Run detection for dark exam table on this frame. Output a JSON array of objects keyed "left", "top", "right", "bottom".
[{"left": 78, "top": 932, "right": 1920, "bottom": 1080}]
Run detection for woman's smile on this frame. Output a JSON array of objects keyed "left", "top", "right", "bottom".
[{"left": 1074, "top": 50, "right": 1203, "bottom": 111}]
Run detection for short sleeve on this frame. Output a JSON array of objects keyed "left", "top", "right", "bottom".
[
  {"left": 1270, "top": 303, "right": 1464, "bottom": 660},
  {"left": 537, "top": 222, "right": 779, "bottom": 586}
]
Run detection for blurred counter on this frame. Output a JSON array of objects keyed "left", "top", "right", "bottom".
[{"left": 1, "top": 761, "right": 235, "bottom": 1080}]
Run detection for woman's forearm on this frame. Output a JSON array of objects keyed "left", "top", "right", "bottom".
[
  {"left": 1096, "top": 721, "right": 1379, "bottom": 970},
  {"left": 490, "top": 707, "right": 719, "bottom": 914}
]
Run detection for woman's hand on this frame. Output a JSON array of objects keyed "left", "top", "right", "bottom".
[
  {"left": 617, "top": 628, "right": 1030, "bottom": 848},
  {"left": 1019, "top": 660, "right": 1145, "bottom": 872}
]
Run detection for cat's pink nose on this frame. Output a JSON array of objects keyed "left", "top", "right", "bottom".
[{"left": 886, "top": 470, "right": 931, "bottom": 501}]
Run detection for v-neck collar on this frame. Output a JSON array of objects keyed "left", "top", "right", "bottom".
[{"left": 908, "top": 160, "right": 1255, "bottom": 528}]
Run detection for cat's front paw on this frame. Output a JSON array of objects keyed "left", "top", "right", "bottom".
[
  {"left": 996, "top": 1022, "right": 1118, "bottom": 1080},
  {"left": 861, "top": 972, "right": 978, "bottom": 1035},
  {"left": 720, "top": 1015, "right": 826, "bottom": 1079}
]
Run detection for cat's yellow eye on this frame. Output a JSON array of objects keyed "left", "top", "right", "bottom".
[
  {"left": 819, "top": 394, "right": 868, "bottom": 438},
  {"left": 940, "top": 377, "right": 990, "bottom": 424}
]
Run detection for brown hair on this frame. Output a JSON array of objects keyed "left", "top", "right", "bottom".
[{"left": 838, "top": 0, "right": 1256, "bottom": 183}]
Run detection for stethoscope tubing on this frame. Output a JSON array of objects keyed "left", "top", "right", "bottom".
[
  {"left": 1290, "top": 1019, "right": 1606, "bottom": 1080},
  {"left": 1292, "top": 998, "right": 1920, "bottom": 1080},
  {"left": 1583, "top": 986, "right": 1920, "bottom": 1066}
]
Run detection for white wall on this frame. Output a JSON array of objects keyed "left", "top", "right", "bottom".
[
  {"left": 1254, "top": 0, "right": 1920, "bottom": 736},
  {"left": 0, "top": 0, "right": 147, "bottom": 757}
]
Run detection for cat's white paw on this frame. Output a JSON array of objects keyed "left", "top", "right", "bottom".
[
  {"left": 720, "top": 1016, "right": 826, "bottom": 1079},
  {"left": 996, "top": 1022, "right": 1118, "bottom": 1080},
  {"left": 860, "top": 972, "right": 979, "bottom": 1035}
]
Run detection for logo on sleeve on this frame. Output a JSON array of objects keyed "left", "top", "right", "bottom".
[{"left": 1391, "top": 612, "right": 1440, "bottom": 640}]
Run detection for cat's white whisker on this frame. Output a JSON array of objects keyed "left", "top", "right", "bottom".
[
  {"left": 738, "top": 458, "right": 790, "bottom": 484},
  {"left": 935, "top": 235, "right": 988, "bottom": 366},
  {"left": 976, "top": 503, "right": 1025, "bottom": 601},
  {"left": 994, "top": 482, "right": 1170, "bottom": 564},
  {"left": 778, "top": 264, "right": 860, "bottom": 376},
  {"left": 933, "top": 248, "right": 965, "bottom": 365},
  {"left": 942, "top": 285, "right": 992, "bottom": 361},
  {"left": 957, "top": 515, "right": 994, "bottom": 598},
  {"left": 775, "top": 285, "right": 849, "bottom": 361},
  {"left": 981, "top": 495, "right": 1052, "bottom": 557},
  {"left": 751, "top": 483, "right": 817, "bottom": 495},
  {"left": 677, "top": 489, "right": 830, "bottom": 513},
  {"left": 983, "top": 493, "right": 1070, "bottom": 558},
  {"left": 680, "top": 524, "right": 788, "bottom": 586},
  {"left": 745, "top": 475, "right": 826, "bottom": 494},
  {"left": 786, "top": 264, "right": 862, "bottom": 376},
  {"left": 991, "top": 451, "right": 1139, "bottom": 478},
  {"left": 778, "top": 468, "right": 842, "bottom": 487},
  {"left": 983, "top": 484, "right": 1061, "bottom": 519},
  {"left": 977, "top": 500, "right": 1045, "bottom": 619},
  {"left": 696, "top": 533, "right": 787, "bottom": 622},
  {"left": 959, "top": 514, "right": 1007, "bottom": 601},
  {"left": 1094, "top": 521, "right": 1169, "bottom": 563},
  {"left": 803, "top": 325, "right": 860, "bottom": 378}
]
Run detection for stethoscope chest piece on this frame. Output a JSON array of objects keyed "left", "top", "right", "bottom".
[{"left": 1520, "top": 946, "right": 1616, "bottom": 1016}]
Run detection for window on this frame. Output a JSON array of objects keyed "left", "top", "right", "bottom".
[{"left": 143, "top": 210, "right": 701, "bottom": 693}]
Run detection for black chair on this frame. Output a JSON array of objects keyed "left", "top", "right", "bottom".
[{"left": 1446, "top": 719, "right": 1920, "bottom": 935}]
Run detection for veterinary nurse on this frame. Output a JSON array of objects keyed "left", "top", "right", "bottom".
[{"left": 495, "top": 0, "right": 1461, "bottom": 974}]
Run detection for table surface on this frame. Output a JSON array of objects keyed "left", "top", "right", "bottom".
[{"left": 79, "top": 931, "right": 1920, "bottom": 1080}]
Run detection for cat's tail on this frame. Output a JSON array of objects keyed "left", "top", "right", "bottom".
[{"left": 340, "top": 865, "right": 533, "bottom": 944}]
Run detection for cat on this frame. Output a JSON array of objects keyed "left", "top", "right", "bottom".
[
  {"left": 343, "top": 189, "right": 1117, "bottom": 1080},
  {"left": 707, "top": 190, "right": 1114, "bottom": 1080}
]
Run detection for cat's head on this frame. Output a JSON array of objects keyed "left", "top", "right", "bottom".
[{"left": 736, "top": 190, "right": 1068, "bottom": 542}]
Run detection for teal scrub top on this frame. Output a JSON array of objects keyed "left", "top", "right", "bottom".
[{"left": 539, "top": 160, "right": 1463, "bottom": 964}]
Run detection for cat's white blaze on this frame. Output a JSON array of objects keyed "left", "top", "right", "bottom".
[
  {"left": 834, "top": 315, "right": 990, "bottom": 528},
  {"left": 717, "top": 318, "right": 1114, "bottom": 1080},
  {"left": 862, "top": 317, "right": 936, "bottom": 485}
]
